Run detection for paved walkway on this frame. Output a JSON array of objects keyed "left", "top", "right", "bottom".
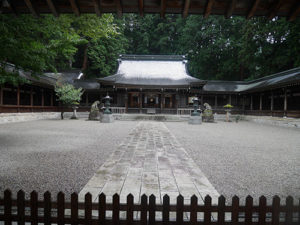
[{"left": 79, "top": 121, "right": 219, "bottom": 205}]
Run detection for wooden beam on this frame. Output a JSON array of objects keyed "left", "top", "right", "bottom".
[
  {"left": 2, "top": 1, "right": 18, "bottom": 16},
  {"left": 247, "top": 0, "right": 260, "bottom": 19},
  {"left": 9, "top": 3, "right": 17, "bottom": 16},
  {"left": 93, "top": 0, "right": 101, "bottom": 16},
  {"left": 161, "top": 0, "right": 166, "bottom": 18},
  {"left": 182, "top": 0, "right": 191, "bottom": 18},
  {"left": 24, "top": 0, "right": 39, "bottom": 17},
  {"left": 46, "top": 0, "right": 59, "bottom": 17},
  {"left": 69, "top": 0, "right": 80, "bottom": 16},
  {"left": 0, "top": 86, "right": 3, "bottom": 105},
  {"left": 204, "top": 0, "right": 215, "bottom": 18},
  {"left": 138, "top": 0, "right": 144, "bottom": 17},
  {"left": 115, "top": 0, "right": 122, "bottom": 18},
  {"left": 268, "top": 0, "right": 284, "bottom": 20},
  {"left": 288, "top": 3, "right": 300, "bottom": 21},
  {"left": 225, "top": 0, "right": 237, "bottom": 19}
]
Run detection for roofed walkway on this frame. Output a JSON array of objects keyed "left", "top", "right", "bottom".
[{"left": 79, "top": 121, "right": 219, "bottom": 204}]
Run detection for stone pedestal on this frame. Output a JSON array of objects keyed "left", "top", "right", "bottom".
[
  {"left": 70, "top": 106, "right": 79, "bottom": 120},
  {"left": 188, "top": 115, "right": 202, "bottom": 124},
  {"left": 101, "top": 114, "right": 114, "bottom": 123},
  {"left": 89, "top": 111, "right": 100, "bottom": 121}
]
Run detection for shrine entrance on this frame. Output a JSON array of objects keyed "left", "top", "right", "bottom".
[{"left": 143, "top": 93, "right": 160, "bottom": 108}]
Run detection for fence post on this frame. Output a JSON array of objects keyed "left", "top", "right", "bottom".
[
  {"left": 99, "top": 193, "right": 106, "bottom": 225},
  {"left": 71, "top": 193, "right": 78, "bottom": 225},
  {"left": 204, "top": 195, "right": 212, "bottom": 225},
  {"left": 85, "top": 193, "right": 92, "bottom": 225},
  {"left": 149, "top": 195, "right": 156, "bottom": 225},
  {"left": 217, "top": 195, "right": 225, "bottom": 225},
  {"left": 57, "top": 192, "right": 65, "bottom": 225},
  {"left": 163, "top": 195, "right": 170, "bottom": 225},
  {"left": 272, "top": 196, "right": 280, "bottom": 225},
  {"left": 17, "top": 190, "right": 25, "bottom": 225},
  {"left": 285, "top": 196, "right": 293, "bottom": 225},
  {"left": 127, "top": 194, "right": 134, "bottom": 225},
  {"left": 258, "top": 196, "right": 266, "bottom": 225},
  {"left": 298, "top": 198, "right": 300, "bottom": 225},
  {"left": 190, "top": 195, "right": 198, "bottom": 225},
  {"left": 44, "top": 191, "right": 52, "bottom": 225},
  {"left": 245, "top": 196, "right": 253, "bottom": 225},
  {"left": 113, "top": 194, "right": 120, "bottom": 225},
  {"left": 30, "top": 191, "right": 38, "bottom": 225},
  {"left": 4, "top": 189, "right": 12, "bottom": 225},
  {"left": 141, "top": 194, "right": 147, "bottom": 225},
  {"left": 176, "top": 195, "right": 184, "bottom": 225},
  {"left": 232, "top": 196, "right": 239, "bottom": 225}
]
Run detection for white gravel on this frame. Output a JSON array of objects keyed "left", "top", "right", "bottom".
[
  {"left": 0, "top": 119, "right": 137, "bottom": 199},
  {"left": 165, "top": 121, "right": 300, "bottom": 203},
  {"left": 1, "top": 119, "right": 299, "bottom": 203}
]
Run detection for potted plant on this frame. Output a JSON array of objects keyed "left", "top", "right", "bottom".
[{"left": 224, "top": 104, "right": 233, "bottom": 122}]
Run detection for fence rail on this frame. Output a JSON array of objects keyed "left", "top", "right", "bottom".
[
  {"left": 0, "top": 190, "right": 299, "bottom": 225},
  {"left": 111, "top": 107, "right": 126, "bottom": 114}
]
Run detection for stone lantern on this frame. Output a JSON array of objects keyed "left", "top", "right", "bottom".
[
  {"left": 189, "top": 96, "right": 202, "bottom": 124},
  {"left": 100, "top": 94, "right": 114, "bottom": 123},
  {"left": 103, "top": 95, "right": 112, "bottom": 114}
]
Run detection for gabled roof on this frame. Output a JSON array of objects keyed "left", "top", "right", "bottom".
[
  {"left": 203, "top": 67, "right": 300, "bottom": 93},
  {"left": 98, "top": 55, "right": 205, "bottom": 87}
]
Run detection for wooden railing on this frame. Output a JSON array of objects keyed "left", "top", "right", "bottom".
[
  {"left": 0, "top": 190, "right": 299, "bottom": 225},
  {"left": 177, "top": 108, "right": 192, "bottom": 115},
  {"left": 0, "top": 105, "right": 59, "bottom": 113},
  {"left": 111, "top": 107, "right": 126, "bottom": 114}
]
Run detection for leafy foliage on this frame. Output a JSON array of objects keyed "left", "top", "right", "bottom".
[
  {"left": 55, "top": 83, "right": 83, "bottom": 106},
  {"left": 122, "top": 15, "right": 300, "bottom": 81},
  {"left": 0, "top": 14, "right": 119, "bottom": 84},
  {"left": 0, "top": 13, "right": 299, "bottom": 84}
]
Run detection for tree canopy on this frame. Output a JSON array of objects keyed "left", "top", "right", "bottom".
[{"left": 0, "top": 13, "right": 299, "bottom": 84}]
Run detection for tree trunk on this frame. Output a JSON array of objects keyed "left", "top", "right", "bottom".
[{"left": 82, "top": 43, "right": 89, "bottom": 72}]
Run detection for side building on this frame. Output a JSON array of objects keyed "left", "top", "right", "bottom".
[{"left": 0, "top": 55, "right": 300, "bottom": 118}]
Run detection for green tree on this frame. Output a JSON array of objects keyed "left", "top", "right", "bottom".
[
  {"left": 0, "top": 14, "right": 119, "bottom": 84},
  {"left": 55, "top": 83, "right": 83, "bottom": 119}
]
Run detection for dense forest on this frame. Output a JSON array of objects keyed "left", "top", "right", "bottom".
[{"left": 0, "top": 13, "right": 299, "bottom": 85}]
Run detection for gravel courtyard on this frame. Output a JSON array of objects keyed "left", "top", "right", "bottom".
[
  {"left": 0, "top": 119, "right": 137, "bottom": 199},
  {"left": 0, "top": 119, "right": 299, "bottom": 202},
  {"left": 165, "top": 121, "right": 300, "bottom": 202}
]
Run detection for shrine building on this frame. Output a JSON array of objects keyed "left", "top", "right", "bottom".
[{"left": 1, "top": 55, "right": 300, "bottom": 118}]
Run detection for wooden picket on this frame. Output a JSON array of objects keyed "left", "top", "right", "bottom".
[{"left": 0, "top": 190, "right": 299, "bottom": 225}]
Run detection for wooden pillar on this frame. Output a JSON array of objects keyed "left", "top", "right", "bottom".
[
  {"left": 161, "top": 92, "right": 164, "bottom": 112},
  {"left": 41, "top": 89, "right": 44, "bottom": 107},
  {"left": 125, "top": 92, "right": 128, "bottom": 113},
  {"left": 30, "top": 87, "right": 33, "bottom": 112},
  {"left": 250, "top": 95, "right": 253, "bottom": 111},
  {"left": 229, "top": 94, "right": 232, "bottom": 105},
  {"left": 0, "top": 86, "right": 3, "bottom": 113},
  {"left": 270, "top": 91, "right": 274, "bottom": 112},
  {"left": 17, "top": 86, "right": 20, "bottom": 106},
  {"left": 85, "top": 92, "right": 89, "bottom": 106},
  {"left": 284, "top": 89, "right": 287, "bottom": 116},
  {"left": 0, "top": 86, "right": 3, "bottom": 105},
  {"left": 242, "top": 95, "right": 245, "bottom": 111},
  {"left": 214, "top": 95, "right": 217, "bottom": 108},
  {"left": 139, "top": 92, "right": 142, "bottom": 113},
  {"left": 201, "top": 94, "right": 204, "bottom": 105},
  {"left": 50, "top": 91, "right": 53, "bottom": 107},
  {"left": 259, "top": 93, "right": 262, "bottom": 111}
]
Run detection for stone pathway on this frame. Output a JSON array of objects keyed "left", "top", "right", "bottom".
[{"left": 79, "top": 121, "right": 219, "bottom": 205}]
